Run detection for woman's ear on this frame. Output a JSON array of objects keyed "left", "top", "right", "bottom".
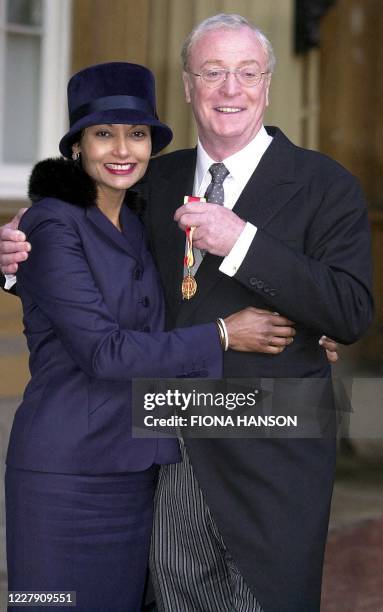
[
  {"left": 72, "top": 143, "right": 81, "bottom": 156},
  {"left": 71, "top": 143, "right": 81, "bottom": 162}
]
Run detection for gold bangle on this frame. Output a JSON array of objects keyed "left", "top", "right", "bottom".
[
  {"left": 216, "top": 319, "right": 225, "bottom": 350},
  {"left": 216, "top": 318, "right": 229, "bottom": 351}
]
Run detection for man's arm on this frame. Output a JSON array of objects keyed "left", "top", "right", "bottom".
[
  {"left": 175, "top": 174, "right": 373, "bottom": 344},
  {"left": 233, "top": 176, "right": 373, "bottom": 343}
]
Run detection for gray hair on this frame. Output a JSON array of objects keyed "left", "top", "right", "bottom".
[{"left": 181, "top": 13, "right": 276, "bottom": 74}]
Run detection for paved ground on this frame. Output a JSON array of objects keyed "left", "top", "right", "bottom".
[
  {"left": 322, "top": 516, "right": 383, "bottom": 612},
  {"left": 0, "top": 291, "right": 382, "bottom": 611},
  {"left": 322, "top": 455, "right": 383, "bottom": 612}
]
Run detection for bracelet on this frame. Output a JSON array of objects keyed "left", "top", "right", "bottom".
[
  {"left": 216, "top": 319, "right": 225, "bottom": 350},
  {"left": 216, "top": 319, "right": 226, "bottom": 351},
  {"left": 216, "top": 317, "right": 229, "bottom": 351}
]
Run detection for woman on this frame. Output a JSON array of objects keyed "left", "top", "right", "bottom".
[{"left": 5, "top": 62, "right": 289, "bottom": 611}]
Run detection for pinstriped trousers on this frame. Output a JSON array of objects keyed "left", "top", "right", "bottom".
[{"left": 150, "top": 442, "right": 264, "bottom": 612}]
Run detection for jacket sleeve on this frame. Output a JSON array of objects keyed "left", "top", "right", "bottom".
[
  {"left": 18, "top": 204, "right": 222, "bottom": 381},
  {"left": 234, "top": 174, "right": 374, "bottom": 344}
]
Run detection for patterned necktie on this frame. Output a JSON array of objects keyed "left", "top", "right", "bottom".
[
  {"left": 204, "top": 162, "right": 229, "bottom": 204},
  {"left": 188, "top": 162, "right": 230, "bottom": 273}
]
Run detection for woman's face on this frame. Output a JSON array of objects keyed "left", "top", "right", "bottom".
[{"left": 73, "top": 124, "right": 152, "bottom": 195}]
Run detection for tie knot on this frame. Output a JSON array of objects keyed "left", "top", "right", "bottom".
[{"left": 209, "top": 163, "right": 229, "bottom": 185}]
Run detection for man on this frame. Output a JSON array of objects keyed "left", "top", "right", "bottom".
[
  {"left": 141, "top": 14, "right": 373, "bottom": 612},
  {"left": 0, "top": 13, "right": 372, "bottom": 612}
]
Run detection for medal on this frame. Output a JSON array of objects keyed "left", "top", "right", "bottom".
[
  {"left": 181, "top": 196, "right": 205, "bottom": 300},
  {"left": 182, "top": 273, "right": 197, "bottom": 299}
]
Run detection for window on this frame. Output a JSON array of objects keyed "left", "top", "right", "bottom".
[{"left": 0, "top": 0, "right": 71, "bottom": 201}]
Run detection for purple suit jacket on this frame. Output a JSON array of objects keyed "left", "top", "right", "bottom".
[{"left": 6, "top": 160, "right": 222, "bottom": 474}]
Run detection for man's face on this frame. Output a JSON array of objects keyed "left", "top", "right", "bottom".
[{"left": 183, "top": 26, "right": 271, "bottom": 156}]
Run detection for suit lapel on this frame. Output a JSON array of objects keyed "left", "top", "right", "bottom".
[
  {"left": 85, "top": 205, "right": 142, "bottom": 260},
  {"left": 233, "top": 127, "right": 303, "bottom": 228}
]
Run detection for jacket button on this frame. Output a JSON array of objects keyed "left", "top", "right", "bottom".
[
  {"left": 256, "top": 280, "right": 264, "bottom": 290},
  {"left": 249, "top": 277, "right": 257, "bottom": 286},
  {"left": 269, "top": 289, "right": 277, "bottom": 297},
  {"left": 134, "top": 268, "right": 143, "bottom": 280},
  {"left": 141, "top": 296, "right": 150, "bottom": 307}
]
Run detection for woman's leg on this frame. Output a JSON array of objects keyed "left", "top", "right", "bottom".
[{"left": 6, "top": 466, "right": 158, "bottom": 611}]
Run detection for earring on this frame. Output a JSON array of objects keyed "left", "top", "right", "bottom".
[{"left": 72, "top": 152, "right": 80, "bottom": 161}]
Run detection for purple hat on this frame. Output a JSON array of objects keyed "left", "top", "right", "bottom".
[{"left": 59, "top": 62, "right": 173, "bottom": 158}]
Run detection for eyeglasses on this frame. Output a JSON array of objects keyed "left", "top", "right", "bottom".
[{"left": 188, "top": 66, "right": 270, "bottom": 88}]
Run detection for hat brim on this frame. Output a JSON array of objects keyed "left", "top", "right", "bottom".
[{"left": 59, "top": 108, "right": 173, "bottom": 158}]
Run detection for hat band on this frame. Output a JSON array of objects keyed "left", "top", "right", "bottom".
[{"left": 70, "top": 95, "right": 156, "bottom": 126}]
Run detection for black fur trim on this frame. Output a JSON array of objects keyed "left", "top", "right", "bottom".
[
  {"left": 28, "top": 158, "right": 97, "bottom": 207},
  {"left": 28, "top": 157, "right": 146, "bottom": 216}
]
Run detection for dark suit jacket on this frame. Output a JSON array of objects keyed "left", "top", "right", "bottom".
[
  {"left": 6, "top": 160, "right": 222, "bottom": 475},
  {"left": 143, "top": 127, "right": 374, "bottom": 612}
]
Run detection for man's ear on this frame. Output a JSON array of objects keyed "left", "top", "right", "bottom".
[
  {"left": 265, "top": 75, "right": 272, "bottom": 107},
  {"left": 182, "top": 71, "right": 192, "bottom": 103}
]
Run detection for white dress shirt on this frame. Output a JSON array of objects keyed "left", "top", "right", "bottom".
[{"left": 193, "top": 125, "right": 272, "bottom": 276}]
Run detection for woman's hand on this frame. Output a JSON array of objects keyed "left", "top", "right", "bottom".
[
  {"left": 224, "top": 307, "right": 295, "bottom": 353},
  {"left": 222, "top": 308, "right": 341, "bottom": 361}
]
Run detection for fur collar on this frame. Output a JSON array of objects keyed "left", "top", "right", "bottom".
[
  {"left": 28, "top": 157, "right": 145, "bottom": 215},
  {"left": 29, "top": 158, "right": 97, "bottom": 207}
]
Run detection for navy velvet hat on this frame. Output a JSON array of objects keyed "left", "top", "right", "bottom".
[{"left": 59, "top": 62, "right": 173, "bottom": 158}]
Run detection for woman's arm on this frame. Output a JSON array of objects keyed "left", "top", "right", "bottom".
[
  {"left": 18, "top": 204, "right": 222, "bottom": 381},
  {"left": 2, "top": 205, "right": 341, "bottom": 363}
]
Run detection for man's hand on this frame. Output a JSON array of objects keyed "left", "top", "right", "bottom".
[
  {"left": 0, "top": 209, "right": 30, "bottom": 274},
  {"left": 174, "top": 201, "right": 246, "bottom": 256},
  {"left": 320, "top": 336, "right": 340, "bottom": 363},
  {"left": 224, "top": 307, "right": 296, "bottom": 353}
]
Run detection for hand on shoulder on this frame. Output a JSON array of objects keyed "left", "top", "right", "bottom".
[{"left": 0, "top": 209, "right": 30, "bottom": 274}]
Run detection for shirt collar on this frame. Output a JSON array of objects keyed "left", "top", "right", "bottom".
[{"left": 195, "top": 126, "right": 272, "bottom": 190}]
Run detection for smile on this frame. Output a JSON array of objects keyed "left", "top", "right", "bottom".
[
  {"left": 215, "top": 107, "right": 243, "bottom": 113},
  {"left": 105, "top": 163, "right": 136, "bottom": 175}
]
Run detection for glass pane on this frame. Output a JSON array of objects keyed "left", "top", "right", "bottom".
[
  {"left": 3, "top": 33, "right": 41, "bottom": 163},
  {"left": 6, "top": 0, "right": 42, "bottom": 26}
]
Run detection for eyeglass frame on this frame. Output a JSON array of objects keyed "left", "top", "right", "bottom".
[{"left": 187, "top": 66, "right": 270, "bottom": 88}]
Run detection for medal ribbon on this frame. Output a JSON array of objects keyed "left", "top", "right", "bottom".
[
  {"left": 182, "top": 196, "right": 205, "bottom": 299},
  {"left": 184, "top": 227, "right": 195, "bottom": 268}
]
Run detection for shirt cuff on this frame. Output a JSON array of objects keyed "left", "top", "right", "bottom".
[
  {"left": 219, "top": 222, "right": 257, "bottom": 277},
  {"left": 4, "top": 274, "right": 17, "bottom": 290}
]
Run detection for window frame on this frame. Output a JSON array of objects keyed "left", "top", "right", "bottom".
[{"left": 0, "top": 0, "right": 72, "bottom": 202}]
